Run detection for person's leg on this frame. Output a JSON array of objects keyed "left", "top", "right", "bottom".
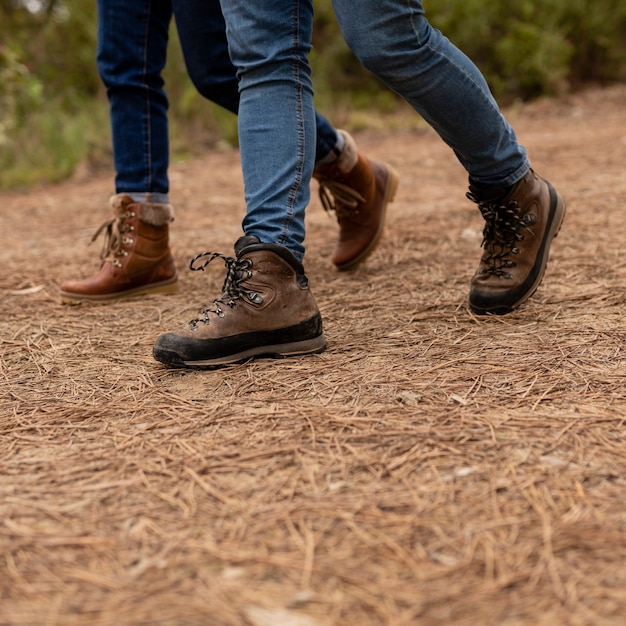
[
  {"left": 153, "top": 0, "right": 326, "bottom": 367},
  {"left": 331, "top": 0, "right": 564, "bottom": 313},
  {"left": 173, "top": 0, "right": 340, "bottom": 165},
  {"left": 173, "top": 0, "right": 400, "bottom": 269},
  {"left": 98, "top": 0, "right": 173, "bottom": 199},
  {"left": 60, "top": 0, "right": 177, "bottom": 303},
  {"left": 332, "top": 0, "right": 527, "bottom": 187},
  {"left": 171, "top": 0, "right": 240, "bottom": 114},
  {"left": 203, "top": 0, "right": 317, "bottom": 261}
]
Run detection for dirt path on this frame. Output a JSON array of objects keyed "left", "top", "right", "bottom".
[{"left": 1, "top": 85, "right": 625, "bottom": 626}]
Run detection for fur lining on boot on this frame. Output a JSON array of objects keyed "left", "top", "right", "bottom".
[
  {"left": 110, "top": 193, "right": 175, "bottom": 226},
  {"left": 334, "top": 130, "right": 359, "bottom": 173}
]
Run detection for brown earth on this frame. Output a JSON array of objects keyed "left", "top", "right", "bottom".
[{"left": 1, "top": 84, "right": 626, "bottom": 626}]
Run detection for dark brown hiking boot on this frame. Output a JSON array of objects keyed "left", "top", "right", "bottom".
[
  {"left": 59, "top": 194, "right": 178, "bottom": 303},
  {"left": 313, "top": 130, "right": 400, "bottom": 270},
  {"left": 152, "top": 236, "right": 326, "bottom": 368},
  {"left": 468, "top": 169, "right": 565, "bottom": 315}
]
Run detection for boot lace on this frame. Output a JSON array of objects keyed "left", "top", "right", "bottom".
[
  {"left": 468, "top": 192, "right": 536, "bottom": 279},
  {"left": 317, "top": 177, "right": 365, "bottom": 219},
  {"left": 187, "top": 251, "right": 263, "bottom": 330},
  {"left": 91, "top": 211, "right": 136, "bottom": 268}
]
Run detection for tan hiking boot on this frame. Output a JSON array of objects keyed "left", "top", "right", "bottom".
[
  {"left": 313, "top": 130, "right": 400, "bottom": 270},
  {"left": 468, "top": 169, "right": 565, "bottom": 315},
  {"left": 60, "top": 194, "right": 178, "bottom": 303},
  {"left": 152, "top": 236, "right": 326, "bottom": 368}
]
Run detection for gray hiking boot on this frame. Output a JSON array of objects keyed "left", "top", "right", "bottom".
[
  {"left": 152, "top": 236, "right": 326, "bottom": 368},
  {"left": 468, "top": 169, "right": 565, "bottom": 315}
]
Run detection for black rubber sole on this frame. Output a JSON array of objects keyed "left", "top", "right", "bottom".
[{"left": 153, "top": 335, "right": 327, "bottom": 370}]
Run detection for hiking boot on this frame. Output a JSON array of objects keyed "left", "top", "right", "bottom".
[
  {"left": 467, "top": 169, "right": 565, "bottom": 315},
  {"left": 152, "top": 236, "right": 326, "bottom": 368},
  {"left": 314, "top": 130, "right": 400, "bottom": 270},
  {"left": 60, "top": 194, "right": 178, "bottom": 303}
]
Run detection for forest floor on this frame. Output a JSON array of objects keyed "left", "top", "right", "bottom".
[{"left": 1, "top": 84, "right": 626, "bottom": 626}]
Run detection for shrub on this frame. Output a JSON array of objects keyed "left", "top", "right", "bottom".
[{"left": 1, "top": 0, "right": 625, "bottom": 189}]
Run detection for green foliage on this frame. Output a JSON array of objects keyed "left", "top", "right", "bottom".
[
  {"left": 0, "top": 0, "right": 625, "bottom": 190},
  {"left": 0, "top": 0, "right": 102, "bottom": 189},
  {"left": 0, "top": 99, "right": 108, "bottom": 189},
  {"left": 0, "top": 46, "right": 43, "bottom": 145},
  {"left": 557, "top": 0, "right": 626, "bottom": 85},
  {"left": 428, "top": 0, "right": 626, "bottom": 99}
]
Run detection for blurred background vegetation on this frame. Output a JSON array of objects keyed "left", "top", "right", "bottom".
[{"left": 1, "top": 0, "right": 625, "bottom": 190}]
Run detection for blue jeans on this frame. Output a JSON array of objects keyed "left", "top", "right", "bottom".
[
  {"left": 96, "top": 0, "right": 340, "bottom": 202},
  {"left": 218, "top": 0, "right": 530, "bottom": 260}
]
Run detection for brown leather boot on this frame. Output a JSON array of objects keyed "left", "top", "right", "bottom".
[
  {"left": 60, "top": 194, "right": 178, "bottom": 303},
  {"left": 468, "top": 169, "right": 565, "bottom": 315},
  {"left": 313, "top": 130, "right": 400, "bottom": 271},
  {"left": 153, "top": 236, "right": 326, "bottom": 368}
]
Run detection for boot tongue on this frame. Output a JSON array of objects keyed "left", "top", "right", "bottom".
[
  {"left": 469, "top": 182, "right": 514, "bottom": 204},
  {"left": 233, "top": 235, "right": 308, "bottom": 277},
  {"left": 234, "top": 235, "right": 261, "bottom": 257}
]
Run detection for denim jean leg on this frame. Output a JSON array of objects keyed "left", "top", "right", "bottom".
[
  {"left": 176, "top": 0, "right": 335, "bottom": 168},
  {"left": 173, "top": 0, "right": 240, "bottom": 114},
  {"left": 315, "top": 113, "right": 341, "bottom": 162},
  {"left": 218, "top": 0, "right": 315, "bottom": 260},
  {"left": 97, "top": 0, "right": 172, "bottom": 197},
  {"left": 331, "top": 0, "right": 529, "bottom": 187}
]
